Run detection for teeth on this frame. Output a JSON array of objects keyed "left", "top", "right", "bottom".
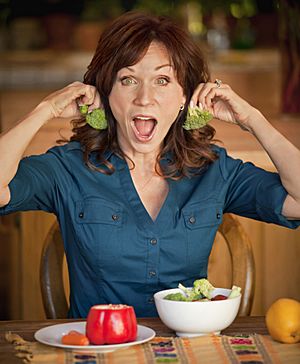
[{"left": 134, "top": 116, "right": 154, "bottom": 120}]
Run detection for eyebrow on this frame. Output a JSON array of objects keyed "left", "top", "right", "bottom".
[{"left": 125, "top": 64, "right": 173, "bottom": 72}]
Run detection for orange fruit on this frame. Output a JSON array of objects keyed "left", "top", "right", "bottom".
[{"left": 266, "top": 298, "right": 300, "bottom": 344}]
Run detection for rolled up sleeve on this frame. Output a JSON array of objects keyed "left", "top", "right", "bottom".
[
  {"left": 220, "top": 149, "right": 300, "bottom": 229},
  {"left": 0, "top": 153, "right": 60, "bottom": 215}
]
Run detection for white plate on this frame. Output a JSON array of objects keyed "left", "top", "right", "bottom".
[{"left": 34, "top": 322, "right": 155, "bottom": 353}]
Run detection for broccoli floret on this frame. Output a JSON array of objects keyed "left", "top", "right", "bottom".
[
  {"left": 164, "top": 292, "right": 188, "bottom": 301},
  {"left": 182, "top": 107, "right": 213, "bottom": 130},
  {"left": 79, "top": 104, "right": 108, "bottom": 130},
  {"left": 228, "top": 285, "right": 241, "bottom": 299},
  {"left": 86, "top": 109, "right": 107, "bottom": 130},
  {"left": 193, "top": 278, "right": 215, "bottom": 299},
  {"left": 178, "top": 283, "right": 203, "bottom": 301},
  {"left": 79, "top": 104, "right": 89, "bottom": 115}
]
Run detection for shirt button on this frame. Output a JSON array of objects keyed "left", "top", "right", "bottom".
[
  {"left": 112, "top": 214, "right": 119, "bottom": 221},
  {"left": 150, "top": 238, "right": 157, "bottom": 245},
  {"left": 148, "top": 297, "right": 154, "bottom": 304},
  {"left": 79, "top": 212, "right": 84, "bottom": 218},
  {"left": 189, "top": 216, "right": 196, "bottom": 224},
  {"left": 216, "top": 213, "right": 221, "bottom": 219},
  {"left": 149, "top": 270, "right": 156, "bottom": 277}
]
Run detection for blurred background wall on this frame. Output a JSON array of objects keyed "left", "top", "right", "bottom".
[
  {"left": 1, "top": 0, "right": 299, "bottom": 112},
  {"left": 0, "top": 0, "right": 282, "bottom": 51},
  {"left": 0, "top": 0, "right": 299, "bottom": 320}
]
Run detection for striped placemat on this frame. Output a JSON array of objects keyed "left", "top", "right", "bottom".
[{"left": 5, "top": 332, "right": 300, "bottom": 363}]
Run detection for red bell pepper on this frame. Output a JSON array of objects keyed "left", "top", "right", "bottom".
[{"left": 86, "top": 304, "right": 137, "bottom": 345}]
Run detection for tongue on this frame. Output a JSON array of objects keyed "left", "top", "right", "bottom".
[{"left": 134, "top": 119, "right": 156, "bottom": 137}]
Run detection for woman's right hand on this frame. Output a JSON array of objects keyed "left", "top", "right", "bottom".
[{"left": 41, "top": 82, "right": 101, "bottom": 119}]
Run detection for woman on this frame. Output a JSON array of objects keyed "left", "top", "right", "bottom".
[{"left": 0, "top": 12, "right": 299, "bottom": 318}]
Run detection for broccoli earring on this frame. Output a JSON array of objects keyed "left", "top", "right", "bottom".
[
  {"left": 79, "top": 105, "right": 108, "bottom": 130},
  {"left": 182, "top": 106, "right": 213, "bottom": 130}
]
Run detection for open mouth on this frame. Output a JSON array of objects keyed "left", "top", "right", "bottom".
[{"left": 131, "top": 115, "right": 158, "bottom": 142}]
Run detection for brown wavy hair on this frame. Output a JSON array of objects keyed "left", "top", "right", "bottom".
[{"left": 70, "top": 11, "right": 218, "bottom": 179}]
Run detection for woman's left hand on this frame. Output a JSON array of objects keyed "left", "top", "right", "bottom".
[{"left": 191, "top": 81, "right": 260, "bottom": 132}]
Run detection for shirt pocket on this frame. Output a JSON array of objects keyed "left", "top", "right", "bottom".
[
  {"left": 182, "top": 200, "right": 223, "bottom": 267},
  {"left": 74, "top": 197, "right": 124, "bottom": 262}
]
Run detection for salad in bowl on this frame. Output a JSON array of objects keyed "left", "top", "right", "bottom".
[{"left": 154, "top": 279, "right": 242, "bottom": 337}]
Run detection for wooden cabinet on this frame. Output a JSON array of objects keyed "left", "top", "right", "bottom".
[
  {"left": 0, "top": 214, "right": 21, "bottom": 319},
  {"left": 0, "top": 51, "right": 299, "bottom": 319}
]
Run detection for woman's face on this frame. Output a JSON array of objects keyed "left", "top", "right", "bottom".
[{"left": 109, "top": 41, "right": 186, "bottom": 157}]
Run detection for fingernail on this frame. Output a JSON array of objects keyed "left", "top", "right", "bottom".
[
  {"left": 190, "top": 100, "right": 194, "bottom": 108},
  {"left": 199, "top": 102, "right": 203, "bottom": 110}
]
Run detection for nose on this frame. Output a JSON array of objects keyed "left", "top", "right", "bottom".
[{"left": 133, "top": 83, "right": 154, "bottom": 106}]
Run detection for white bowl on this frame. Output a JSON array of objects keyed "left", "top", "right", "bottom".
[{"left": 154, "top": 287, "right": 241, "bottom": 337}]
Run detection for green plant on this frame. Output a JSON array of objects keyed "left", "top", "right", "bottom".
[
  {"left": 0, "top": 0, "right": 10, "bottom": 26},
  {"left": 81, "top": 0, "right": 122, "bottom": 22},
  {"left": 278, "top": 0, "right": 300, "bottom": 113}
]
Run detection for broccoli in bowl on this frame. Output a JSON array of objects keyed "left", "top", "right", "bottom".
[{"left": 164, "top": 278, "right": 241, "bottom": 302}]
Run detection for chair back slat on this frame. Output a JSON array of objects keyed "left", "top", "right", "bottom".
[
  {"left": 218, "top": 214, "right": 255, "bottom": 316},
  {"left": 40, "top": 223, "right": 68, "bottom": 318}
]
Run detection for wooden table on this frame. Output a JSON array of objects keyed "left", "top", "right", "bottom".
[{"left": 0, "top": 316, "right": 268, "bottom": 363}]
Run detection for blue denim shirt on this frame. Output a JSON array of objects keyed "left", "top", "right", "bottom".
[{"left": 1, "top": 141, "right": 299, "bottom": 318}]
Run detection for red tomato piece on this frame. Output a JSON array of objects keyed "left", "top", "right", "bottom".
[
  {"left": 211, "top": 294, "right": 228, "bottom": 301},
  {"left": 61, "top": 330, "right": 90, "bottom": 346}
]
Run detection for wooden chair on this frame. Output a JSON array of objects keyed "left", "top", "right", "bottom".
[
  {"left": 213, "top": 214, "right": 255, "bottom": 316},
  {"left": 40, "top": 223, "right": 68, "bottom": 319},
  {"left": 40, "top": 213, "right": 255, "bottom": 319}
]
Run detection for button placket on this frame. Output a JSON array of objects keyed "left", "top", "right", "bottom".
[{"left": 146, "top": 233, "right": 159, "bottom": 284}]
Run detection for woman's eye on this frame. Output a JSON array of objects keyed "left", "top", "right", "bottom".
[
  {"left": 156, "top": 78, "right": 169, "bottom": 85},
  {"left": 120, "top": 77, "right": 136, "bottom": 85}
]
